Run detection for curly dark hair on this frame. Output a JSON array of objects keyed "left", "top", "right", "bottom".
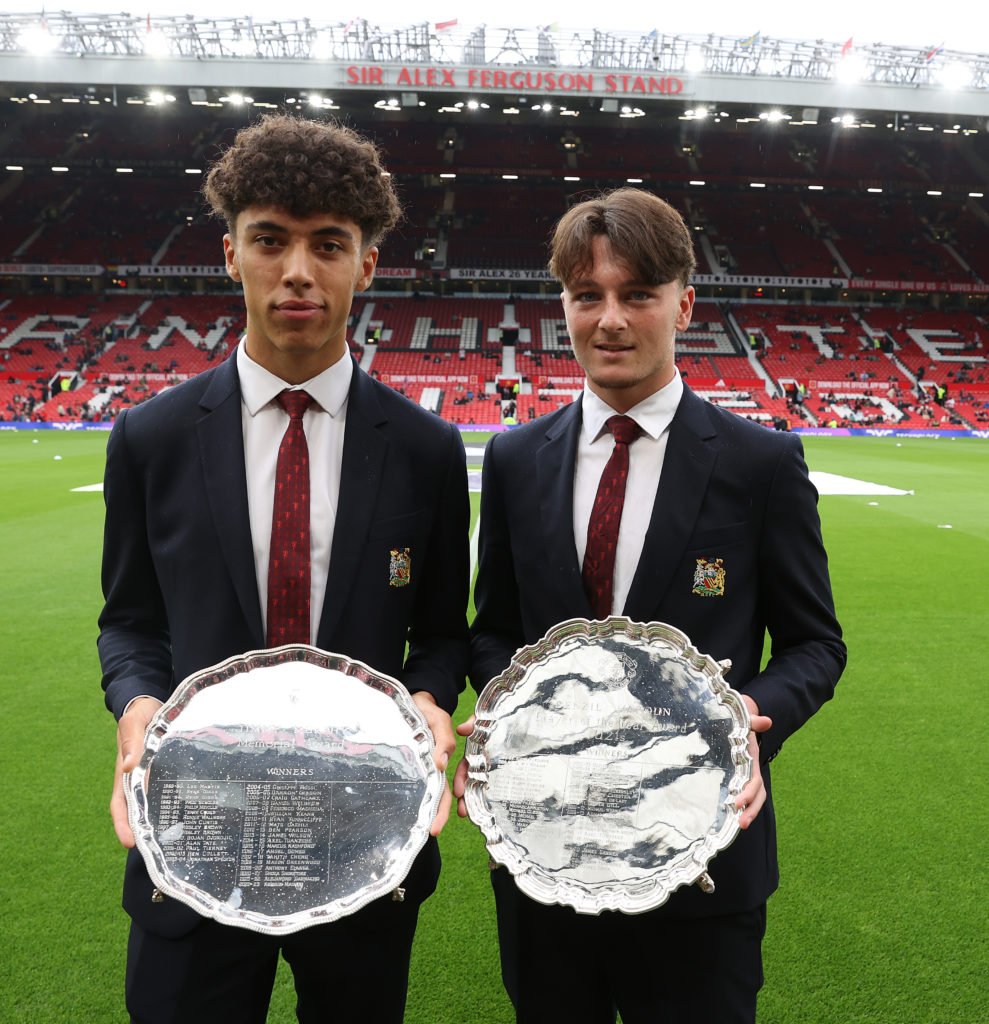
[{"left": 203, "top": 114, "right": 401, "bottom": 248}]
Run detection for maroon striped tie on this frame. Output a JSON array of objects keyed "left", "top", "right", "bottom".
[
  {"left": 582, "top": 415, "right": 640, "bottom": 620},
  {"left": 266, "top": 390, "right": 314, "bottom": 646}
]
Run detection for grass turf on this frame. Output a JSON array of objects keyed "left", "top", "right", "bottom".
[{"left": 0, "top": 431, "right": 984, "bottom": 1022}]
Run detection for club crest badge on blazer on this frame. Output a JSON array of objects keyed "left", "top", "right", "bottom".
[
  {"left": 692, "top": 557, "right": 726, "bottom": 597},
  {"left": 389, "top": 547, "right": 412, "bottom": 587}
]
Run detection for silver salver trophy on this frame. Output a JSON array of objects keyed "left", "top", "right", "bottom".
[
  {"left": 463, "top": 618, "right": 752, "bottom": 915},
  {"left": 124, "top": 645, "right": 443, "bottom": 935}
]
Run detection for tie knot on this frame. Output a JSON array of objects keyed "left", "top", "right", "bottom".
[
  {"left": 606, "top": 415, "right": 640, "bottom": 446},
  {"left": 277, "top": 389, "right": 313, "bottom": 421}
]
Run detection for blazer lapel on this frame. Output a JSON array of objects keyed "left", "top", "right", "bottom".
[
  {"left": 623, "top": 387, "right": 719, "bottom": 621},
  {"left": 536, "top": 400, "right": 592, "bottom": 616},
  {"left": 196, "top": 357, "right": 265, "bottom": 645},
  {"left": 317, "top": 368, "right": 387, "bottom": 643}
]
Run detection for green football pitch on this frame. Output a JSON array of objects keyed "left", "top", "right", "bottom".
[{"left": 1, "top": 430, "right": 985, "bottom": 1023}]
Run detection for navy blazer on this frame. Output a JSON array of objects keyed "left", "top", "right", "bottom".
[
  {"left": 470, "top": 385, "right": 846, "bottom": 918},
  {"left": 99, "top": 352, "right": 470, "bottom": 934}
]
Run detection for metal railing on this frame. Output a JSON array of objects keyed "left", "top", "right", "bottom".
[{"left": 2, "top": 14, "right": 987, "bottom": 91}]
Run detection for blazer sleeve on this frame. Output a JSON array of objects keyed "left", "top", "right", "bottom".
[
  {"left": 744, "top": 434, "right": 847, "bottom": 759},
  {"left": 469, "top": 432, "right": 526, "bottom": 692},
  {"left": 401, "top": 423, "right": 471, "bottom": 714},
  {"left": 97, "top": 409, "right": 174, "bottom": 720}
]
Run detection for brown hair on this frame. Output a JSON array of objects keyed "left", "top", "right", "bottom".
[
  {"left": 549, "top": 188, "right": 696, "bottom": 289},
  {"left": 203, "top": 114, "right": 401, "bottom": 248}
]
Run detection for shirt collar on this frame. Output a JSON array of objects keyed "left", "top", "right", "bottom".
[
  {"left": 581, "top": 368, "right": 684, "bottom": 443},
  {"left": 236, "top": 338, "right": 353, "bottom": 418}
]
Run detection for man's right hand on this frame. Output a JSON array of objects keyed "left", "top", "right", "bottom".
[{"left": 110, "top": 696, "right": 162, "bottom": 848}]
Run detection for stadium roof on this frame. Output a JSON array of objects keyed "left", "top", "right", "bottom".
[{"left": 2, "top": 13, "right": 989, "bottom": 122}]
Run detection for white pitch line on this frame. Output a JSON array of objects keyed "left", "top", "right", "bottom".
[{"left": 810, "top": 471, "right": 913, "bottom": 496}]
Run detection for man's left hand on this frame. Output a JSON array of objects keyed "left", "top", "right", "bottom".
[
  {"left": 736, "top": 695, "right": 773, "bottom": 830},
  {"left": 411, "top": 692, "right": 455, "bottom": 837}
]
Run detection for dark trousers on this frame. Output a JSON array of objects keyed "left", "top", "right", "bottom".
[
  {"left": 122, "top": 829, "right": 441, "bottom": 1022},
  {"left": 492, "top": 867, "right": 766, "bottom": 1024},
  {"left": 125, "top": 891, "right": 421, "bottom": 1024}
]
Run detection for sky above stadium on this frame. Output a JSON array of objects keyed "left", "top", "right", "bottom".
[{"left": 42, "top": 2, "right": 988, "bottom": 56}]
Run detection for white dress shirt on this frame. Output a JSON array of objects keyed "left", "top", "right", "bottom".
[
  {"left": 237, "top": 340, "right": 352, "bottom": 643},
  {"left": 573, "top": 370, "right": 684, "bottom": 616}
]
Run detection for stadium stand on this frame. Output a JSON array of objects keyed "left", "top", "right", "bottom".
[{"left": 1, "top": 94, "right": 987, "bottom": 431}]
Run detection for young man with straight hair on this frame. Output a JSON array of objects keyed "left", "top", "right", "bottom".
[{"left": 459, "top": 187, "right": 845, "bottom": 1024}]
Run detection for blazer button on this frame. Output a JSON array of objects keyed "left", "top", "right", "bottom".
[{"left": 151, "top": 888, "right": 164, "bottom": 903}]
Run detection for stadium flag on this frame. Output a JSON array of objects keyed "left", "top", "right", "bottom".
[
  {"left": 738, "top": 31, "right": 761, "bottom": 49},
  {"left": 841, "top": 37, "right": 853, "bottom": 56},
  {"left": 540, "top": 23, "right": 560, "bottom": 32},
  {"left": 925, "top": 43, "right": 944, "bottom": 61},
  {"left": 435, "top": 19, "right": 458, "bottom": 31},
  {"left": 146, "top": 13, "right": 151, "bottom": 33}
]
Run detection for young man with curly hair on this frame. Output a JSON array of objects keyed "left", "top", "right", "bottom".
[{"left": 99, "top": 115, "right": 470, "bottom": 1023}]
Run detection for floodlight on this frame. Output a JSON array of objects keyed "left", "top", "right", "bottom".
[
  {"left": 684, "top": 49, "right": 704, "bottom": 73},
  {"left": 19, "top": 24, "right": 58, "bottom": 55},
  {"left": 145, "top": 29, "right": 170, "bottom": 58},
  {"left": 311, "top": 32, "right": 334, "bottom": 61},
  {"left": 938, "top": 62, "right": 973, "bottom": 90},
  {"left": 834, "top": 53, "right": 868, "bottom": 83}
]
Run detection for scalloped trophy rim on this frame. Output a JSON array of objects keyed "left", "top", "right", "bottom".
[
  {"left": 464, "top": 617, "right": 751, "bottom": 916},
  {"left": 124, "top": 644, "right": 443, "bottom": 935}
]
